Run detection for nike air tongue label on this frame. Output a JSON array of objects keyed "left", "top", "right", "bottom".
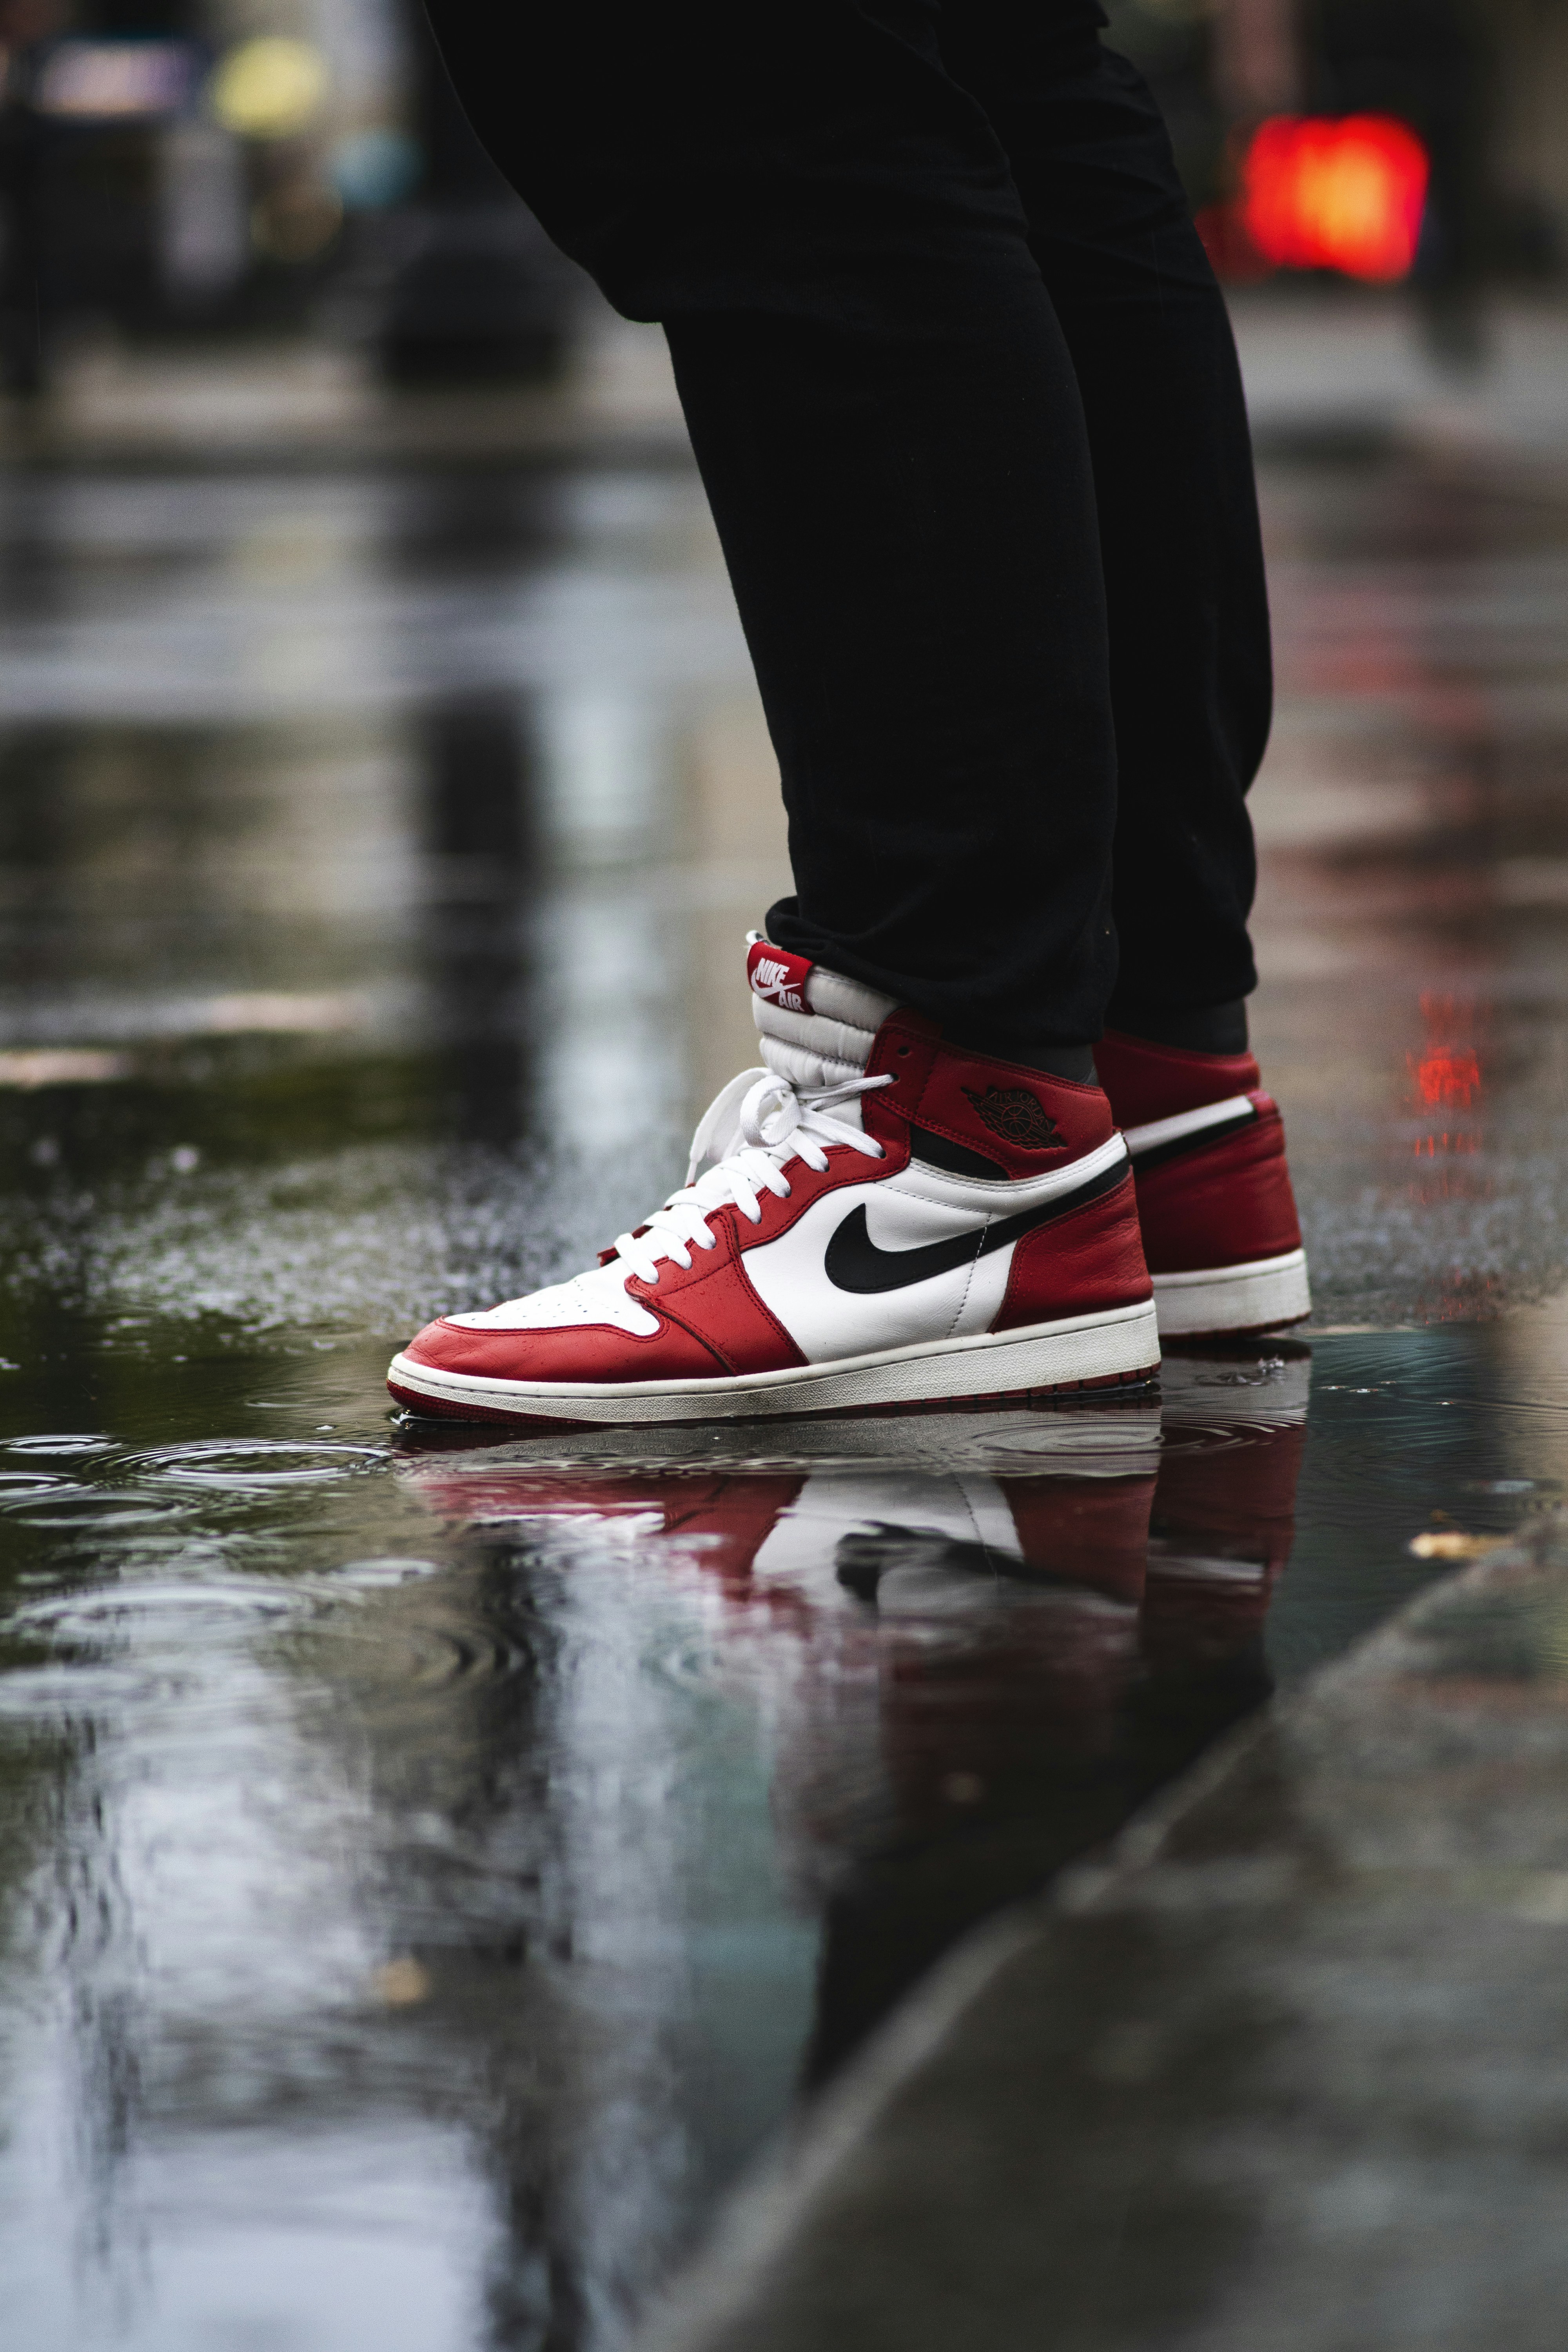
[{"left": 747, "top": 941, "right": 814, "bottom": 1014}]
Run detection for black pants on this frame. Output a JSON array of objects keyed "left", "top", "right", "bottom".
[{"left": 426, "top": 0, "right": 1271, "bottom": 1058}]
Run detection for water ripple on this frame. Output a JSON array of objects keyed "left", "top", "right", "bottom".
[
  {"left": 307, "top": 1606, "right": 531, "bottom": 1686},
  {"left": 1, "top": 1433, "right": 118, "bottom": 1457},
  {"left": 129, "top": 1439, "right": 389, "bottom": 1489},
  {"left": 9, "top": 1577, "right": 318, "bottom": 1636},
  {"left": 7, "top": 1486, "right": 195, "bottom": 1529}
]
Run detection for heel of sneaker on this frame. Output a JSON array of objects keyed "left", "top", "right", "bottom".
[
  {"left": 993, "top": 1167, "right": 1154, "bottom": 1334},
  {"left": 1153, "top": 1249, "right": 1310, "bottom": 1339}
]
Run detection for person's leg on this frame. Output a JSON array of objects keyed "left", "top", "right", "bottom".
[
  {"left": 929, "top": 1, "right": 1308, "bottom": 1337},
  {"left": 421, "top": 0, "right": 1118, "bottom": 1065},
  {"left": 940, "top": 0, "right": 1270, "bottom": 1050},
  {"left": 394, "top": 0, "right": 1173, "bottom": 1424}
]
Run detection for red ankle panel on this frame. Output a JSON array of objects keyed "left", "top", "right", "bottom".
[
  {"left": 867, "top": 1015, "right": 1115, "bottom": 1172},
  {"left": 1096, "top": 1029, "right": 1262, "bottom": 1128}
]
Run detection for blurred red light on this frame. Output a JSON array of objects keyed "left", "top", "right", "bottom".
[
  {"left": 1411, "top": 1047, "right": 1481, "bottom": 1109},
  {"left": 1240, "top": 115, "right": 1429, "bottom": 282}
]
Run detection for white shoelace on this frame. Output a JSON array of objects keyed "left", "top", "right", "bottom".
[{"left": 605, "top": 1067, "right": 894, "bottom": 1289}]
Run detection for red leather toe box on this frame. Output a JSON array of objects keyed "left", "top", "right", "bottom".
[{"left": 400, "top": 1314, "right": 728, "bottom": 1386}]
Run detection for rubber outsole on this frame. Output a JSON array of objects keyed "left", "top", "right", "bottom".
[
  {"left": 387, "top": 1298, "right": 1161, "bottom": 1430},
  {"left": 1151, "top": 1248, "right": 1311, "bottom": 1339}
]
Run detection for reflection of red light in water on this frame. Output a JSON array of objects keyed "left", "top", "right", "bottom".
[
  {"left": 1406, "top": 998, "right": 1484, "bottom": 1171},
  {"left": 1419, "top": 1270, "right": 1501, "bottom": 1321},
  {"left": 1411, "top": 1047, "right": 1481, "bottom": 1109},
  {"left": 1407, "top": 1164, "right": 1491, "bottom": 1208},
  {"left": 1241, "top": 116, "right": 1429, "bottom": 282}
]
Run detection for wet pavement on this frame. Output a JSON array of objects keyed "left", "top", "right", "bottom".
[
  {"left": 5, "top": 319, "right": 1568, "bottom": 2349},
  {"left": 638, "top": 1501, "right": 1568, "bottom": 2352}
]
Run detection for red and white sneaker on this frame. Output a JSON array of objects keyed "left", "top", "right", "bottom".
[
  {"left": 387, "top": 939, "right": 1160, "bottom": 1429},
  {"left": 1094, "top": 1029, "right": 1311, "bottom": 1339}
]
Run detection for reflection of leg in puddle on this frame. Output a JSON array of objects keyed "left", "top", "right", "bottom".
[
  {"left": 1146, "top": 1346, "right": 1310, "bottom": 1698},
  {"left": 795, "top": 1358, "right": 1308, "bottom": 2077},
  {"left": 799, "top": 1461, "right": 1156, "bottom": 2080}
]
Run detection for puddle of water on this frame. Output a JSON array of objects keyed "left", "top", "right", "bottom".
[{"left": 0, "top": 1312, "right": 1561, "bottom": 2350}]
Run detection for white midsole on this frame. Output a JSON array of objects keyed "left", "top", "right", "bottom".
[
  {"left": 1152, "top": 1249, "right": 1311, "bottom": 1337},
  {"left": 387, "top": 1298, "right": 1160, "bottom": 1425}
]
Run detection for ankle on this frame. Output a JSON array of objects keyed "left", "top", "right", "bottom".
[
  {"left": 865, "top": 1016, "right": 1117, "bottom": 1173},
  {"left": 1096, "top": 1026, "right": 1262, "bottom": 1128},
  {"left": 1104, "top": 999, "right": 1249, "bottom": 1055},
  {"left": 950, "top": 1038, "right": 1096, "bottom": 1085}
]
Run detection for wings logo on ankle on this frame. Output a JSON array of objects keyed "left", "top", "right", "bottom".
[{"left": 961, "top": 1086, "right": 1061, "bottom": 1149}]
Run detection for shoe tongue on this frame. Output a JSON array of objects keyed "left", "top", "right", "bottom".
[
  {"left": 748, "top": 936, "right": 893, "bottom": 1049},
  {"left": 745, "top": 938, "right": 898, "bottom": 1099}
]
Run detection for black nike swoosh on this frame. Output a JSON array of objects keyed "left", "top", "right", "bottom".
[
  {"left": 823, "top": 1157, "right": 1130, "bottom": 1295},
  {"left": 908, "top": 1123, "right": 1006, "bottom": 1179}
]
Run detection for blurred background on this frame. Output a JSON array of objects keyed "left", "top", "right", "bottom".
[
  {"left": 4, "top": 0, "right": 1568, "bottom": 1299},
  {"left": 0, "top": 0, "right": 1564, "bottom": 418},
  {"left": 6, "top": 5, "right": 1568, "bottom": 2350},
  {"left": 0, "top": 0, "right": 1564, "bottom": 398}
]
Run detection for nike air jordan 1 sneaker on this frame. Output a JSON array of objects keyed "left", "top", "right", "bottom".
[
  {"left": 1094, "top": 1029, "right": 1310, "bottom": 1339},
  {"left": 387, "top": 939, "right": 1160, "bottom": 1428}
]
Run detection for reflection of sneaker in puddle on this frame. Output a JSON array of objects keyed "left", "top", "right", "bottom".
[
  {"left": 1096, "top": 1030, "right": 1310, "bottom": 1338},
  {"left": 387, "top": 938, "right": 1158, "bottom": 1432},
  {"left": 395, "top": 1405, "right": 1160, "bottom": 1616},
  {"left": 773, "top": 1461, "right": 1154, "bottom": 1614},
  {"left": 1143, "top": 1345, "right": 1310, "bottom": 1682}
]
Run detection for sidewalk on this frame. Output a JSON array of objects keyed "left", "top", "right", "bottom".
[{"left": 636, "top": 1503, "right": 1568, "bottom": 2352}]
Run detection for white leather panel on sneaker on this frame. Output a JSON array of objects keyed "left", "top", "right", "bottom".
[
  {"left": 447, "top": 1265, "right": 660, "bottom": 1337},
  {"left": 741, "top": 1136, "right": 1128, "bottom": 1365}
]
